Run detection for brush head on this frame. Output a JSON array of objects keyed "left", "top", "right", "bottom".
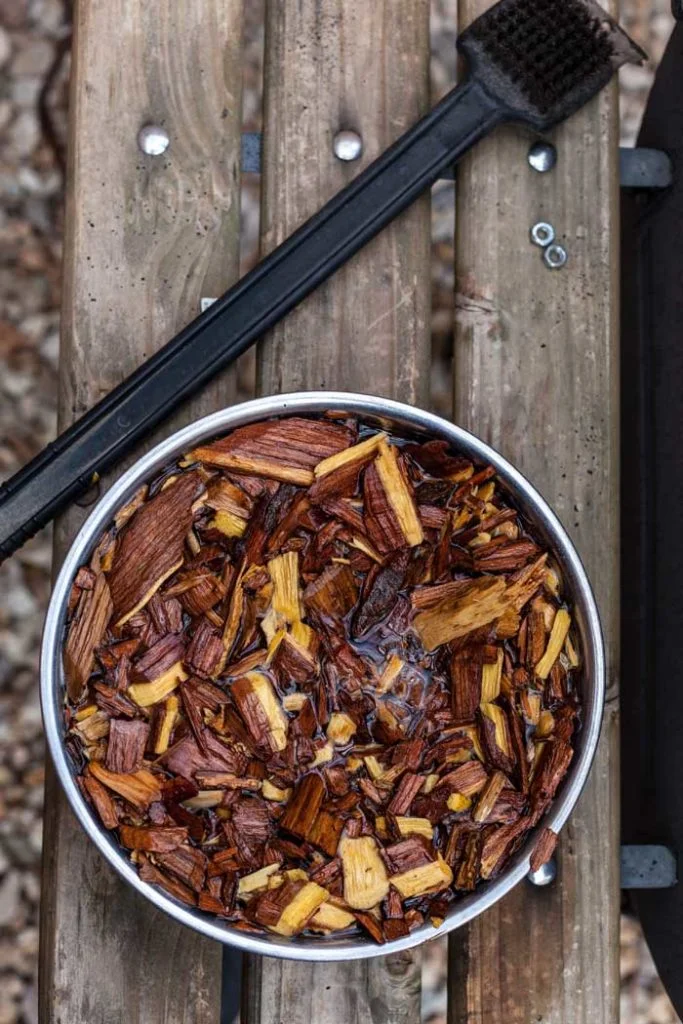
[{"left": 459, "top": 0, "right": 646, "bottom": 129}]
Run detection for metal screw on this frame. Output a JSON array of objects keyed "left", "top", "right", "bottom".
[
  {"left": 528, "top": 141, "right": 557, "bottom": 174},
  {"left": 138, "top": 123, "right": 170, "bottom": 156},
  {"left": 527, "top": 856, "right": 557, "bottom": 887},
  {"left": 333, "top": 129, "right": 363, "bottom": 162},
  {"left": 530, "top": 222, "right": 555, "bottom": 248},
  {"left": 543, "top": 243, "right": 568, "bottom": 270}
]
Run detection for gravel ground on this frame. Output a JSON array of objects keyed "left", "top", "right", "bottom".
[{"left": 0, "top": 2, "right": 678, "bottom": 1022}]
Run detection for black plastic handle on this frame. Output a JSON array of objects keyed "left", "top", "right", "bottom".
[{"left": 0, "top": 75, "right": 501, "bottom": 561}]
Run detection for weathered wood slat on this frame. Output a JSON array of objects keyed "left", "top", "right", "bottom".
[
  {"left": 242, "top": 1, "right": 431, "bottom": 1021},
  {"left": 40, "top": 2, "right": 244, "bottom": 1021},
  {"left": 448, "top": 2, "right": 621, "bottom": 1022}
]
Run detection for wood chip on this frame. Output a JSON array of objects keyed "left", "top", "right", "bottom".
[{"left": 63, "top": 414, "right": 580, "bottom": 940}]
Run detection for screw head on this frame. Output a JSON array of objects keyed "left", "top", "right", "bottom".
[
  {"left": 333, "top": 129, "right": 363, "bottom": 162},
  {"left": 138, "top": 123, "right": 170, "bottom": 156},
  {"left": 528, "top": 141, "right": 557, "bottom": 173},
  {"left": 530, "top": 222, "right": 555, "bottom": 248},
  {"left": 527, "top": 856, "right": 557, "bottom": 887},
  {"left": 544, "top": 243, "right": 568, "bottom": 270}
]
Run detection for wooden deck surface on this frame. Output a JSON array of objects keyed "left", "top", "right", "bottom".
[
  {"left": 243, "top": 2, "right": 430, "bottom": 1021},
  {"left": 448, "top": 3, "right": 620, "bottom": 1020},
  {"left": 40, "top": 2, "right": 244, "bottom": 1020},
  {"left": 42, "top": 1, "right": 620, "bottom": 1021}
]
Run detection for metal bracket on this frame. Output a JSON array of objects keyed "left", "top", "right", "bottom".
[
  {"left": 621, "top": 845, "right": 678, "bottom": 889},
  {"left": 620, "top": 148, "right": 674, "bottom": 190},
  {"left": 241, "top": 131, "right": 262, "bottom": 174},
  {"left": 239, "top": 133, "right": 673, "bottom": 191}
]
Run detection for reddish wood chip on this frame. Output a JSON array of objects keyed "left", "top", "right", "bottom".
[
  {"left": 108, "top": 472, "right": 204, "bottom": 624},
  {"left": 118, "top": 825, "right": 188, "bottom": 854},
  {"left": 280, "top": 773, "right": 325, "bottom": 841},
  {"left": 105, "top": 719, "right": 150, "bottom": 774},
  {"left": 63, "top": 414, "right": 580, "bottom": 941},
  {"left": 64, "top": 573, "right": 113, "bottom": 702},
  {"left": 530, "top": 827, "right": 559, "bottom": 873},
  {"left": 387, "top": 773, "right": 423, "bottom": 816}
]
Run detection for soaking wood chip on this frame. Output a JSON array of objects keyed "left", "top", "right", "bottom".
[{"left": 63, "top": 414, "right": 580, "bottom": 942}]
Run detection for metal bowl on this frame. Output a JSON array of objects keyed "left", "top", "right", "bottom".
[{"left": 40, "top": 391, "right": 604, "bottom": 961}]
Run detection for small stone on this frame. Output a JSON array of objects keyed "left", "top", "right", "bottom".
[
  {"left": 40, "top": 330, "right": 59, "bottom": 368},
  {"left": 0, "top": 831, "right": 36, "bottom": 868},
  {"left": 11, "top": 39, "right": 53, "bottom": 77},
  {"left": 27, "top": 819, "right": 42, "bottom": 857},
  {"left": 17, "top": 926, "right": 39, "bottom": 958},
  {"left": 0, "top": 26, "right": 11, "bottom": 69},
  {"left": 0, "top": 939, "right": 26, "bottom": 974},
  {"left": 0, "top": 99, "right": 12, "bottom": 132},
  {"left": 0, "top": 171, "right": 22, "bottom": 202},
  {"left": 10, "top": 747, "right": 29, "bottom": 773},
  {"left": 2, "top": 977, "right": 22, "bottom": 1001},
  {"left": 21, "top": 871, "right": 40, "bottom": 905},
  {"left": 21, "top": 983, "right": 37, "bottom": 1024},
  {"left": 9, "top": 667, "right": 36, "bottom": 696},
  {"left": 0, "top": 0, "right": 29, "bottom": 28},
  {"left": 22, "top": 765, "right": 43, "bottom": 789},
  {"left": 29, "top": 0, "right": 64, "bottom": 33},
  {"left": 11, "top": 76, "right": 41, "bottom": 108},
  {"left": 650, "top": 992, "right": 677, "bottom": 1024},
  {"left": 17, "top": 166, "right": 61, "bottom": 197},
  {"left": 620, "top": 937, "right": 641, "bottom": 981},
  {"left": 8, "top": 109, "right": 39, "bottom": 158},
  {"left": 1, "top": 370, "right": 32, "bottom": 399},
  {"left": 0, "top": 871, "right": 21, "bottom": 927},
  {"left": 17, "top": 541, "right": 53, "bottom": 572},
  {"left": 652, "top": 12, "right": 673, "bottom": 40},
  {"left": 619, "top": 63, "right": 654, "bottom": 93},
  {"left": 0, "top": 718, "right": 12, "bottom": 746},
  {"left": 25, "top": 787, "right": 43, "bottom": 812},
  {"left": 0, "top": 998, "right": 19, "bottom": 1024},
  {"left": 5, "top": 582, "right": 36, "bottom": 618},
  {"left": 17, "top": 700, "right": 42, "bottom": 738}
]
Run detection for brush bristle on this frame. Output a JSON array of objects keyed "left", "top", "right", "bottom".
[{"left": 469, "top": 0, "right": 614, "bottom": 114}]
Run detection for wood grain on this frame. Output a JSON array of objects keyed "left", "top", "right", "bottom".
[
  {"left": 40, "top": 2, "right": 244, "bottom": 1021},
  {"left": 242, "top": 1, "right": 431, "bottom": 1021},
  {"left": 256, "top": 0, "right": 431, "bottom": 402},
  {"left": 448, "top": 1, "right": 621, "bottom": 1021}
]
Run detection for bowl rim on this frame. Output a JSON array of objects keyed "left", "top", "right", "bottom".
[{"left": 40, "top": 390, "right": 605, "bottom": 961}]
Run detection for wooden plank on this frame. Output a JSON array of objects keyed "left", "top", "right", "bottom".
[
  {"left": 39, "top": 2, "right": 244, "bottom": 1021},
  {"left": 256, "top": 0, "right": 431, "bottom": 399},
  {"left": 242, "top": 1, "right": 431, "bottom": 1021},
  {"left": 448, "top": 2, "right": 620, "bottom": 1022}
]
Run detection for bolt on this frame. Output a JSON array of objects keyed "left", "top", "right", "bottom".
[
  {"left": 528, "top": 141, "right": 557, "bottom": 173},
  {"left": 137, "top": 123, "right": 170, "bottom": 156},
  {"left": 530, "top": 222, "right": 555, "bottom": 248},
  {"left": 333, "top": 129, "right": 363, "bottom": 162},
  {"left": 543, "top": 243, "right": 568, "bottom": 269},
  {"left": 527, "top": 856, "right": 557, "bottom": 887}
]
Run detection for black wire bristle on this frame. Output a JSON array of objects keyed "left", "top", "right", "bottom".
[{"left": 469, "top": 0, "right": 614, "bottom": 114}]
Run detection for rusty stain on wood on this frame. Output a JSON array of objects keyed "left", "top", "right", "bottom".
[
  {"left": 448, "top": 1, "right": 620, "bottom": 1022},
  {"left": 40, "top": 2, "right": 244, "bottom": 1021},
  {"left": 242, "top": 1, "right": 431, "bottom": 1022}
]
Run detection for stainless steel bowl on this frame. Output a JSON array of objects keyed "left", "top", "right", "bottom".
[{"left": 40, "top": 391, "right": 604, "bottom": 961}]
